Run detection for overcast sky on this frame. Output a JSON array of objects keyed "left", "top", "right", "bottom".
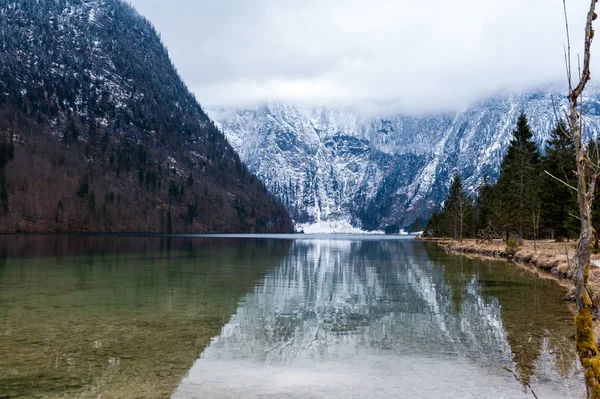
[{"left": 129, "top": 0, "right": 598, "bottom": 115}]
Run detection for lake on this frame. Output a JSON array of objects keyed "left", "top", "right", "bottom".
[{"left": 0, "top": 235, "right": 583, "bottom": 398}]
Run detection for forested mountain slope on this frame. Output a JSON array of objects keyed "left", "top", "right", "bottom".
[{"left": 0, "top": 0, "right": 293, "bottom": 233}]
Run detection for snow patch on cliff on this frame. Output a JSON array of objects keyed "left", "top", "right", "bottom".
[{"left": 297, "top": 220, "right": 383, "bottom": 235}]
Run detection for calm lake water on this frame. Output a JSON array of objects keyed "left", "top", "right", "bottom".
[{"left": 0, "top": 235, "right": 583, "bottom": 398}]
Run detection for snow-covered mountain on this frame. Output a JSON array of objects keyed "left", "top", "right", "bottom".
[{"left": 209, "top": 88, "right": 600, "bottom": 231}]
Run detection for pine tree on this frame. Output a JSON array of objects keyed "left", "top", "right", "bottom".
[
  {"left": 445, "top": 174, "right": 473, "bottom": 240},
  {"left": 492, "top": 112, "right": 541, "bottom": 240},
  {"left": 410, "top": 218, "right": 425, "bottom": 233},
  {"left": 424, "top": 173, "right": 473, "bottom": 239},
  {"left": 474, "top": 175, "right": 495, "bottom": 233},
  {"left": 540, "top": 120, "right": 578, "bottom": 239},
  {"left": 424, "top": 210, "right": 444, "bottom": 238}
]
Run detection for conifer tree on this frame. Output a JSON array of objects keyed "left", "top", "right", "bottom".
[
  {"left": 474, "top": 175, "right": 495, "bottom": 233},
  {"left": 447, "top": 174, "right": 473, "bottom": 240},
  {"left": 540, "top": 120, "right": 578, "bottom": 239},
  {"left": 424, "top": 173, "right": 472, "bottom": 239},
  {"left": 410, "top": 218, "right": 425, "bottom": 233},
  {"left": 423, "top": 210, "right": 444, "bottom": 238},
  {"left": 493, "top": 112, "right": 541, "bottom": 240}
]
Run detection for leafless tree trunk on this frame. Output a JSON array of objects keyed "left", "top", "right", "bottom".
[
  {"left": 563, "top": 1, "right": 600, "bottom": 397},
  {"left": 532, "top": 209, "right": 540, "bottom": 253},
  {"left": 453, "top": 193, "right": 470, "bottom": 242}
]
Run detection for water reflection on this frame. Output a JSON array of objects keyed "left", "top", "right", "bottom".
[
  {"left": 0, "top": 236, "right": 583, "bottom": 398},
  {"left": 424, "top": 248, "right": 578, "bottom": 385},
  {"left": 0, "top": 235, "right": 291, "bottom": 399},
  {"left": 175, "top": 240, "right": 581, "bottom": 398}
]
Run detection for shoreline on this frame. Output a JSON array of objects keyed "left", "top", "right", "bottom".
[{"left": 421, "top": 238, "right": 600, "bottom": 304}]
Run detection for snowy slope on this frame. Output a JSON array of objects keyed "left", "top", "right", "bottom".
[{"left": 209, "top": 88, "right": 600, "bottom": 230}]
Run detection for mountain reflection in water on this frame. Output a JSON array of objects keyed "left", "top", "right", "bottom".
[
  {"left": 0, "top": 235, "right": 583, "bottom": 398},
  {"left": 175, "top": 239, "right": 581, "bottom": 399}
]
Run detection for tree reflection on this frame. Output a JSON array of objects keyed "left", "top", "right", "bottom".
[
  {"left": 424, "top": 244, "right": 576, "bottom": 384},
  {"left": 191, "top": 240, "right": 576, "bottom": 388}
]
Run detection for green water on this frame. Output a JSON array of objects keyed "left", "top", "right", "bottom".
[{"left": 0, "top": 235, "right": 583, "bottom": 398}]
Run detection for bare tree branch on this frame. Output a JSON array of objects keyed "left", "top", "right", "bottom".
[
  {"left": 563, "top": 0, "right": 573, "bottom": 91},
  {"left": 550, "top": 94, "right": 561, "bottom": 122},
  {"left": 550, "top": 95, "right": 573, "bottom": 141},
  {"left": 544, "top": 170, "right": 578, "bottom": 192},
  {"left": 563, "top": 107, "right": 570, "bottom": 124},
  {"left": 569, "top": 1, "right": 596, "bottom": 101},
  {"left": 502, "top": 366, "right": 539, "bottom": 399},
  {"left": 570, "top": 212, "right": 583, "bottom": 221}
]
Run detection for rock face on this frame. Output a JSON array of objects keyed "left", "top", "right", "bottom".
[
  {"left": 210, "top": 89, "right": 600, "bottom": 230},
  {"left": 0, "top": 0, "right": 293, "bottom": 233}
]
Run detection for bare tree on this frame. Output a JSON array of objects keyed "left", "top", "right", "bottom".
[
  {"left": 453, "top": 193, "right": 471, "bottom": 241},
  {"left": 531, "top": 209, "right": 541, "bottom": 253},
  {"left": 563, "top": 1, "right": 600, "bottom": 397}
]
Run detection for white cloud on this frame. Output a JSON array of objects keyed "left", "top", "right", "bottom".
[{"left": 130, "top": 0, "right": 599, "bottom": 114}]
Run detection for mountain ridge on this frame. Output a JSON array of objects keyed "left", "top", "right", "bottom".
[
  {"left": 0, "top": 0, "right": 293, "bottom": 233},
  {"left": 209, "top": 87, "right": 600, "bottom": 231}
]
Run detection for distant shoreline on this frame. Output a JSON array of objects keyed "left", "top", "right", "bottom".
[{"left": 0, "top": 232, "right": 417, "bottom": 240}]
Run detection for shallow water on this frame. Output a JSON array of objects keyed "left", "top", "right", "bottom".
[{"left": 0, "top": 235, "right": 584, "bottom": 398}]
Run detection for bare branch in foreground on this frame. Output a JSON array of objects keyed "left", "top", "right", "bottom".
[
  {"left": 544, "top": 170, "right": 578, "bottom": 192},
  {"left": 502, "top": 366, "right": 539, "bottom": 399},
  {"left": 563, "top": 0, "right": 573, "bottom": 91}
]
